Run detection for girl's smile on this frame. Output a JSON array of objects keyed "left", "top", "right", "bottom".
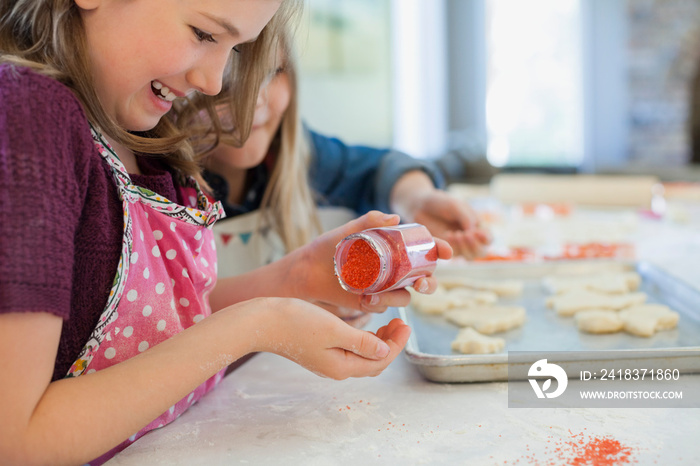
[
  {"left": 151, "top": 81, "right": 180, "bottom": 103},
  {"left": 146, "top": 80, "right": 186, "bottom": 114},
  {"left": 77, "top": 0, "right": 282, "bottom": 131}
]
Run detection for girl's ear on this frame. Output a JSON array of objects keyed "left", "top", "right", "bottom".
[{"left": 74, "top": 0, "right": 101, "bottom": 11}]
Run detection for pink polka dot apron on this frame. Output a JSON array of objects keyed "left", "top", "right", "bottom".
[{"left": 67, "top": 127, "right": 225, "bottom": 465}]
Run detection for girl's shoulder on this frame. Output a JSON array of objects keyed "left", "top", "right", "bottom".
[
  {"left": 0, "top": 63, "right": 99, "bottom": 183},
  {"left": 1, "top": 63, "right": 75, "bottom": 93},
  {"left": 0, "top": 63, "right": 88, "bottom": 127}
]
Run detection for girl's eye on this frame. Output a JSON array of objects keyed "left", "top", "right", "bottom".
[
  {"left": 232, "top": 45, "right": 241, "bottom": 54},
  {"left": 191, "top": 27, "right": 216, "bottom": 44}
]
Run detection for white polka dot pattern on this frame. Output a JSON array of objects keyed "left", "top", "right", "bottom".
[
  {"left": 79, "top": 199, "right": 219, "bottom": 394},
  {"left": 64, "top": 128, "right": 225, "bottom": 454}
]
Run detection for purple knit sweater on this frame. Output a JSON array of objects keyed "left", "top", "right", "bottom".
[{"left": 0, "top": 65, "right": 182, "bottom": 381}]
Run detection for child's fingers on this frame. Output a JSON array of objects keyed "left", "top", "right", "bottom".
[
  {"left": 412, "top": 276, "right": 440, "bottom": 294},
  {"left": 435, "top": 237, "right": 453, "bottom": 260},
  {"left": 375, "top": 318, "right": 403, "bottom": 340},
  {"left": 445, "top": 230, "right": 490, "bottom": 259},
  {"left": 360, "top": 288, "right": 411, "bottom": 312},
  {"left": 343, "top": 318, "right": 411, "bottom": 360},
  {"left": 375, "top": 326, "right": 387, "bottom": 340},
  {"left": 335, "top": 211, "right": 400, "bottom": 238},
  {"left": 421, "top": 192, "right": 477, "bottom": 230},
  {"left": 371, "top": 321, "right": 412, "bottom": 372},
  {"left": 342, "top": 327, "right": 392, "bottom": 360},
  {"left": 451, "top": 200, "right": 481, "bottom": 232},
  {"left": 462, "top": 232, "right": 482, "bottom": 257},
  {"left": 340, "top": 320, "right": 411, "bottom": 377},
  {"left": 342, "top": 312, "right": 372, "bottom": 329},
  {"left": 444, "top": 231, "right": 470, "bottom": 258},
  {"left": 475, "top": 228, "right": 493, "bottom": 245},
  {"left": 381, "top": 318, "right": 409, "bottom": 337}
]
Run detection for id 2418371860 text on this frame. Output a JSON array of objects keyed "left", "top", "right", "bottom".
[{"left": 581, "top": 368, "right": 681, "bottom": 381}]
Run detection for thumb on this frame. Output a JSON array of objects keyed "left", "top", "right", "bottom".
[
  {"left": 336, "top": 211, "right": 401, "bottom": 238},
  {"left": 344, "top": 328, "right": 391, "bottom": 360}
]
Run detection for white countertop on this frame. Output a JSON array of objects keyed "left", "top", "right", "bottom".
[{"left": 109, "top": 213, "right": 700, "bottom": 466}]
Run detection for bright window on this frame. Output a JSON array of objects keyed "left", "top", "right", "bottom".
[
  {"left": 295, "top": 0, "right": 393, "bottom": 147},
  {"left": 485, "top": 0, "right": 584, "bottom": 167}
]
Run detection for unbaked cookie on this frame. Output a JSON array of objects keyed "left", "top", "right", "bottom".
[
  {"left": 574, "top": 309, "right": 624, "bottom": 334},
  {"left": 546, "top": 290, "right": 647, "bottom": 316},
  {"left": 451, "top": 327, "right": 505, "bottom": 354},
  {"left": 409, "top": 286, "right": 453, "bottom": 314},
  {"left": 619, "top": 304, "right": 680, "bottom": 337},
  {"left": 446, "top": 287, "right": 499, "bottom": 305},
  {"left": 444, "top": 305, "right": 526, "bottom": 334},
  {"left": 439, "top": 276, "right": 524, "bottom": 297},
  {"left": 409, "top": 286, "right": 499, "bottom": 315},
  {"left": 543, "top": 272, "right": 641, "bottom": 295}
]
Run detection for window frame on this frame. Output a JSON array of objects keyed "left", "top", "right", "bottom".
[{"left": 391, "top": 0, "right": 628, "bottom": 170}]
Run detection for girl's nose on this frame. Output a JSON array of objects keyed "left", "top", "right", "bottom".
[{"left": 187, "top": 54, "right": 229, "bottom": 96}]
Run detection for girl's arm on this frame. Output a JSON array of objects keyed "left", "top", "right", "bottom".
[
  {"left": 208, "top": 211, "right": 453, "bottom": 314},
  {"left": 0, "top": 299, "right": 409, "bottom": 465},
  {"left": 306, "top": 129, "right": 444, "bottom": 215},
  {"left": 389, "top": 170, "right": 492, "bottom": 259},
  {"left": 305, "top": 129, "right": 488, "bottom": 258}
]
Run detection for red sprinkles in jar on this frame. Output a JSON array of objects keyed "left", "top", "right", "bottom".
[
  {"left": 334, "top": 224, "right": 438, "bottom": 294},
  {"left": 340, "top": 239, "right": 381, "bottom": 289}
]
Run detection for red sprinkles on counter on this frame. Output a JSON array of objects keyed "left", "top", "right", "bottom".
[
  {"left": 509, "top": 430, "right": 638, "bottom": 465},
  {"left": 569, "top": 435, "right": 633, "bottom": 465}
]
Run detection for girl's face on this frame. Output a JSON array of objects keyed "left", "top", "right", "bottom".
[
  {"left": 76, "top": 0, "right": 282, "bottom": 131},
  {"left": 209, "top": 53, "right": 292, "bottom": 171}
]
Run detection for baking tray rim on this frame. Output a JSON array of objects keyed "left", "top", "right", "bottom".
[
  {"left": 400, "top": 259, "right": 700, "bottom": 370},
  {"left": 401, "top": 308, "right": 700, "bottom": 366}
]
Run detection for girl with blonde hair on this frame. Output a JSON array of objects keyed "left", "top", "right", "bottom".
[
  {"left": 198, "top": 26, "right": 490, "bottom": 277},
  {"left": 0, "top": 1, "right": 451, "bottom": 464}
]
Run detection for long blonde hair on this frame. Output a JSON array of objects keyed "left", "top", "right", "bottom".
[
  {"left": 0, "top": 0, "right": 302, "bottom": 179},
  {"left": 257, "top": 27, "right": 322, "bottom": 252}
]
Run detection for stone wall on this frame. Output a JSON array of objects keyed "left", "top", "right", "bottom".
[{"left": 626, "top": 0, "right": 700, "bottom": 165}]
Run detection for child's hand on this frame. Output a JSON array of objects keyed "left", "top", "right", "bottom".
[
  {"left": 411, "top": 190, "right": 492, "bottom": 259},
  {"left": 244, "top": 297, "right": 411, "bottom": 379},
  {"left": 289, "top": 211, "right": 451, "bottom": 314},
  {"left": 312, "top": 300, "right": 372, "bottom": 328}
]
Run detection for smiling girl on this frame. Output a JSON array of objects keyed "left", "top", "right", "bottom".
[
  {"left": 193, "top": 27, "right": 490, "bottom": 280},
  {"left": 179, "top": 27, "right": 487, "bottom": 327},
  {"left": 0, "top": 1, "right": 441, "bottom": 464}
]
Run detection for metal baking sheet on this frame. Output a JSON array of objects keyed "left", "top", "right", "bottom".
[{"left": 400, "top": 260, "right": 700, "bottom": 383}]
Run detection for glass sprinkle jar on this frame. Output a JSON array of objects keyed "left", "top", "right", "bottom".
[{"left": 333, "top": 223, "right": 438, "bottom": 295}]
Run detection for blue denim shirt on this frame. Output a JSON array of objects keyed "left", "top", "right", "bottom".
[
  {"left": 307, "top": 129, "right": 445, "bottom": 215},
  {"left": 206, "top": 127, "right": 445, "bottom": 218}
]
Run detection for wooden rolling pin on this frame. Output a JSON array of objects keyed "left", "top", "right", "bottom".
[{"left": 490, "top": 174, "right": 660, "bottom": 207}]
